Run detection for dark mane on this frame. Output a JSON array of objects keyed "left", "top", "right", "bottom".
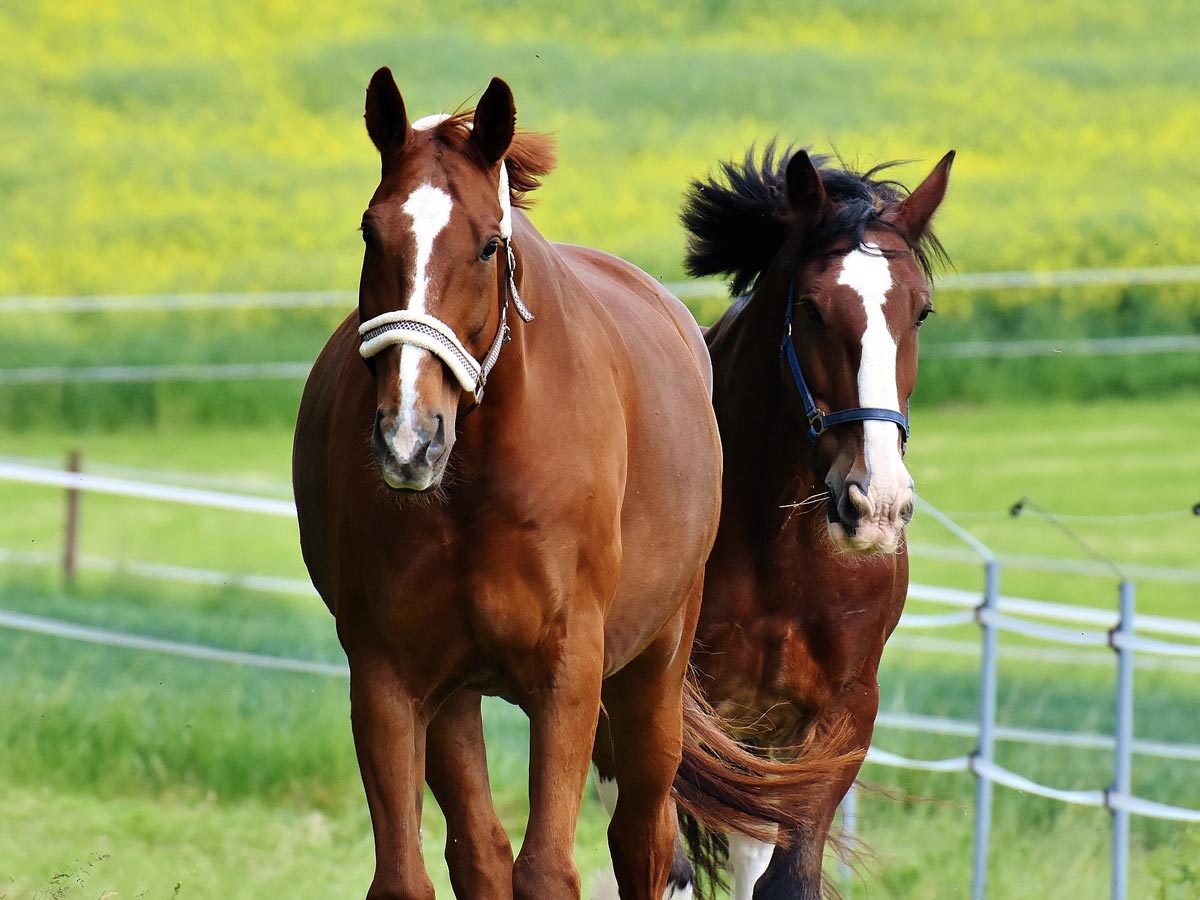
[
  {"left": 438, "top": 111, "right": 557, "bottom": 209},
  {"left": 681, "top": 143, "right": 949, "bottom": 296}
]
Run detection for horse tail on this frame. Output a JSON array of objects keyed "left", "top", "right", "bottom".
[{"left": 672, "top": 671, "right": 862, "bottom": 899}]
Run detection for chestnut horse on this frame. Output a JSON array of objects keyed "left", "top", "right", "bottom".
[
  {"left": 294, "top": 71, "right": 857, "bottom": 900},
  {"left": 680, "top": 145, "right": 954, "bottom": 899}
]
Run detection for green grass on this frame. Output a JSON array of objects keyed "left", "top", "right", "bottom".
[
  {"left": 1, "top": 396, "right": 1198, "bottom": 897},
  {"left": 0, "top": 620, "right": 611, "bottom": 899},
  {"left": 4, "top": 3, "right": 1200, "bottom": 894},
  {"left": 4, "top": 395, "right": 1197, "bottom": 617},
  {"left": 906, "top": 395, "right": 1200, "bottom": 621},
  {"left": 0, "top": 588, "right": 1196, "bottom": 898}
]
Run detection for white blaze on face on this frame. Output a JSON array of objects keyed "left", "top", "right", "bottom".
[
  {"left": 393, "top": 183, "right": 453, "bottom": 448},
  {"left": 837, "top": 242, "right": 912, "bottom": 525}
]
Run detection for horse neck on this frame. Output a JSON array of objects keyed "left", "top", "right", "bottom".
[{"left": 708, "top": 277, "right": 825, "bottom": 543}]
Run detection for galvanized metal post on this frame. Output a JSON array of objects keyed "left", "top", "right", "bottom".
[
  {"left": 971, "top": 558, "right": 1000, "bottom": 900},
  {"left": 839, "top": 782, "right": 858, "bottom": 897},
  {"left": 1111, "top": 579, "right": 1135, "bottom": 900}
]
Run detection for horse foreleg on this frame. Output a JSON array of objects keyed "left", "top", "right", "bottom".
[
  {"left": 590, "top": 773, "right": 694, "bottom": 900},
  {"left": 753, "top": 677, "right": 879, "bottom": 900},
  {"left": 426, "top": 688, "right": 515, "bottom": 899},
  {"left": 593, "top": 638, "right": 696, "bottom": 900},
  {"left": 347, "top": 655, "right": 436, "bottom": 900},
  {"left": 513, "top": 621, "right": 605, "bottom": 900},
  {"left": 604, "top": 636, "right": 696, "bottom": 900}
]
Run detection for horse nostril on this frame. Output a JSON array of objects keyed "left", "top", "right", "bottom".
[
  {"left": 425, "top": 415, "right": 447, "bottom": 462},
  {"left": 847, "top": 482, "right": 873, "bottom": 515},
  {"left": 372, "top": 412, "right": 389, "bottom": 457},
  {"left": 838, "top": 486, "right": 862, "bottom": 528},
  {"left": 899, "top": 498, "right": 915, "bottom": 523}
]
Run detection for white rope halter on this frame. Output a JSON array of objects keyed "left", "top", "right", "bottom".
[{"left": 357, "top": 159, "right": 533, "bottom": 403}]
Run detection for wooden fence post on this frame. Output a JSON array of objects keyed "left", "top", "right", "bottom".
[{"left": 63, "top": 449, "right": 81, "bottom": 583}]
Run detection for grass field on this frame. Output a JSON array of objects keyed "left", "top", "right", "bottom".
[
  {"left": 1, "top": 397, "right": 1198, "bottom": 898},
  {"left": 3, "top": 1, "right": 1199, "bottom": 896},
  {"left": 3, "top": 396, "right": 1197, "bottom": 615}
]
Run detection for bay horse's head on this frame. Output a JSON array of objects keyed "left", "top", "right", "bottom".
[
  {"left": 356, "top": 68, "right": 554, "bottom": 493},
  {"left": 685, "top": 146, "right": 954, "bottom": 554}
]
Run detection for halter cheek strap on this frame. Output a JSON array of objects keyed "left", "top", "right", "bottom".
[
  {"left": 779, "top": 269, "right": 911, "bottom": 450},
  {"left": 357, "top": 160, "right": 533, "bottom": 404}
]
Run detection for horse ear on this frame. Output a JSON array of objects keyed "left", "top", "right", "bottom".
[
  {"left": 364, "top": 67, "right": 410, "bottom": 162},
  {"left": 785, "top": 150, "right": 830, "bottom": 230},
  {"left": 472, "top": 77, "right": 516, "bottom": 165},
  {"left": 888, "top": 150, "right": 955, "bottom": 241}
]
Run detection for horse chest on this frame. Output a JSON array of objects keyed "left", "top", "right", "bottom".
[{"left": 698, "top": 553, "right": 901, "bottom": 711}]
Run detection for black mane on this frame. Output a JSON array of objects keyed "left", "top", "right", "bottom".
[{"left": 681, "top": 143, "right": 949, "bottom": 297}]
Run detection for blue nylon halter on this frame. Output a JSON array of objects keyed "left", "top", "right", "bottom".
[{"left": 779, "top": 270, "right": 911, "bottom": 450}]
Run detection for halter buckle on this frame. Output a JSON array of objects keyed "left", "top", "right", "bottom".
[{"left": 808, "top": 410, "right": 826, "bottom": 436}]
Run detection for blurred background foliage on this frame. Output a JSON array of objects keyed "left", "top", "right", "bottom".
[
  {"left": 2, "top": 0, "right": 1197, "bottom": 295},
  {"left": 2, "top": 0, "right": 1198, "bottom": 429}
]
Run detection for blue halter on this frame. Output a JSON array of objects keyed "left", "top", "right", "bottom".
[{"left": 779, "top": 271, "right": 911, "bottom": 450}]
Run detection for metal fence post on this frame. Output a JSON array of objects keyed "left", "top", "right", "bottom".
[
  {"left": 1111, "top": 579, "right": 1135, "bottom": 900},
  {"left": 913, "top": 495, "right": 999, "bottom": 900},
  {"left": 972, "top": 558, "right": 1001, "bottom": 900}
]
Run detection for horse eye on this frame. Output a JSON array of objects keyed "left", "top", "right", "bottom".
[
  {"left": 480, "top": 238, "right": 501, "bottom": 261},
  {"left": 916, "top": 306, "right": 934, "bottom": 328},
  {"left": 361, "top": 225, "right": 377, "bottom": 250},
  {"left": 798, "top": 298, "right": 823, "bottom": 326}
]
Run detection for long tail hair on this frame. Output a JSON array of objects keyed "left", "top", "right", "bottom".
[{"left": 672, "top": 672, "right": 862, "bottom": 899}]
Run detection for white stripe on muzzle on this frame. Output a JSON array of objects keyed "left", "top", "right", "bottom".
[{"left": 837, "top": 242, "right": 912, "bottom": 525}]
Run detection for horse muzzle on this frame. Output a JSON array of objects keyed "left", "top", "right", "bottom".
[
  {"left": 825, "top": 477, "right": 914, "bottom": 554},
  {"left": 372, "top": 409, "right": 450, "bottom": 492}
]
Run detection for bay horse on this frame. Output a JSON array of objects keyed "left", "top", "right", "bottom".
[
  {"left": 680, "top": 145, "right": 954, "bottom": 899},
  {"left": 293, "top": 70, "right": 858, "bottom": 900}
]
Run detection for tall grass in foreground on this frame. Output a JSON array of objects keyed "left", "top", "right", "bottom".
[
  {"left": 1, "top": 388, "right": 1197, "bottom": 896},
  {"left": 1, "top": 572, "right": 1198, "bottom": 897}
]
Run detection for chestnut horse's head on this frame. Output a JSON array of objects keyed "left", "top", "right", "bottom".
[
  {"left": 686, "top": 146, "right": 953, "bottom": 554},
  {"left": 356, "top": 68, "right": 553, "bottom": 493}
]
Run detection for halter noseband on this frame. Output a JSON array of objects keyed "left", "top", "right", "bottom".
[
  {"left": 779, "top": 269, "right": 910, "bottom": 450},
  {"left": 357, "top": 160, "right": 533, "bottom": 405}
]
